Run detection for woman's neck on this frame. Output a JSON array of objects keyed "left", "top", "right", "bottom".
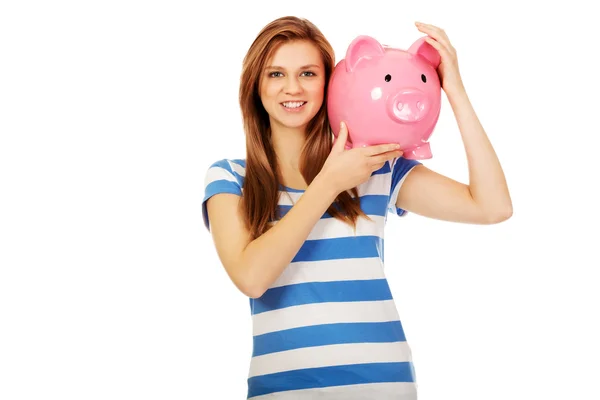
[{"left": 270, "top": 124, "right": 306, "bottom": 172}]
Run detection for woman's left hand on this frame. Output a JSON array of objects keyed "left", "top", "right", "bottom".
[{"left": 415, "top": 22, "right": 464, "bottom": 95}]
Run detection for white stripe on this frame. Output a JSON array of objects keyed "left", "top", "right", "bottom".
[
  {"left": 278, "top": 190, "right": 301, "bottom": 206},
  {"left": 268, "top": 256, "right": 385, "bottom": 290},
  {"left": 269, "top": 212, "right": 385, "bottom": 240},
  {"left": 307, "top": 214, "right": 384, "bottom": 240},
  {"left": 357, "top": 171, "right": 392, "bottom": 196},
  {"left": 204, "top": 165, "right": 237, "bottom": 186},
  {"left": 252, "top": 299, "right": 399, "bottom": 336},
  {"left": 248, "top": 341, "right": 414, "bottom": 378},
  {"left": 248, "top": 382, "right": 417, "bottom": 400},
  {"left": 229, "top": 160, "right": 246, "bottom": 176}
]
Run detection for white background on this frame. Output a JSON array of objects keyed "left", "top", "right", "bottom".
[{"left": 1, "top": 0, "right": 599, "bottom": 399}]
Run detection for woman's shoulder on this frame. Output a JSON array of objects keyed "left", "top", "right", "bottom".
[
  {"left": 202, "top": 158, "right": 246, "bottom": 230},
  {"left": 203, "top": 157, "right": 246, "bottom": 191}
]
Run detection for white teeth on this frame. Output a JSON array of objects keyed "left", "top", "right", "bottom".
[{"left": 282, "top": 101, "right": 305, "bottom": 108}]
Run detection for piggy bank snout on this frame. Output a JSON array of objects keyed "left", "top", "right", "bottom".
[{"left": 387, "top": 89, "right": 431, "bottom": 123}]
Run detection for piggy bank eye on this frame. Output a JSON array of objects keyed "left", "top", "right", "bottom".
[
  {"left": 385, "top": 74, "right": 392, "bottom": 82},
  {"left": 421, "top": 74, "right": 427, "bottom": 83}
]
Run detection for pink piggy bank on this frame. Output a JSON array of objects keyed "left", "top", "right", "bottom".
[{"left": 327, "top": 35, "right": 442, "bottom": 159}]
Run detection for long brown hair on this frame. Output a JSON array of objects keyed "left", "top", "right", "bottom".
[{"left": 239, "top": 16, "right": 368, "bottom": 240}]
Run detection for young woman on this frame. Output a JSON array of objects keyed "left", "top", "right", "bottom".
[{"left": 202, "top": 15, "right": 512, "bottom": 400}]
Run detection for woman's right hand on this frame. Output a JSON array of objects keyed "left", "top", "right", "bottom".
[{"left": 318, "top": 121, "right": 403, "bottom": 195}]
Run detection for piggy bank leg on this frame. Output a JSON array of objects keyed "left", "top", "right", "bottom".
[{"left": 404, "top": 142, "right": 432, "bottom": 160}]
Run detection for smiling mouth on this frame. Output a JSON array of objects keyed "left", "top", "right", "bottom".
[{"left": 281, "top": 101, "right": 307, "bottom": 110}]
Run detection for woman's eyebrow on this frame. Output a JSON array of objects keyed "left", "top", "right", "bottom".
[{"left": 265, "top": 64, "right": 321, "bottom": 70}]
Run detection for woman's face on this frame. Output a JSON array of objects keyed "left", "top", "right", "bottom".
[{"left": 259, "top": 40, "right": 326, "bottom": 131}]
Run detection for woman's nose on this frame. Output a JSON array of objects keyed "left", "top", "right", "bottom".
[{"left": 284, "top": 77, "right": 302, "bottom": 94}]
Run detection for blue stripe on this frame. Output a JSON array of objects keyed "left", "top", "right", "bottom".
[
  {"left": 277, "top": 194, "right": 389, "bottom": 219},
  {"left": 203, "top": 179, "right": 242, "bottom": 202},
  {"left": 390, "top": 157, "right": 421, "bottom": 215},
  {"left": 292, "top": 235, "right": 383, "bottom": 263},
  {"left": 280, "top": 184, "right": 306, "bottom": 193},
  {"left": 252, "top": 278, "right": 392, "bottom": 315},
  {"left": 252, "top": 320, "right": 406, "bottom": 356},
  {"left": 373, "top": 160, "right": 392, "bottom": 175},
  {"left": 390, "top": 157, "right": 420, "bottom": 195},
  {"left": 247, "top": 361, "right": 416, "bottom": 397}
]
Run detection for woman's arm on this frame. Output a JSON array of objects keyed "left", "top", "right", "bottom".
[
  {"left": 206, "top": 174, "right": 338, "bottom": 299},
  {"left": 396, "top": 22, "right": 512, "bottom": 224}
]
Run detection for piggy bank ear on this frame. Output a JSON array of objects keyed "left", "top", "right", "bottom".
[
  {"left": 345, "top": 35, "right": 385, "bottom": 73},
  {"left": 408, "top": 36, "right": 441, "bottom": 68}
]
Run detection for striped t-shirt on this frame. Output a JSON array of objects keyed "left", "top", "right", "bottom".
[{"left": 202, "top": 156, "right": 421, "bottom": 400}]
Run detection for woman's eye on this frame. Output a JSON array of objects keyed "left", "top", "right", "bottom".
[{"left": 269, "top": 71, "right": 315, "bottom": 77}]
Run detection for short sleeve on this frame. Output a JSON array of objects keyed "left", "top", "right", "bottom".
[
  {"left": 388, "top": 156, "right": 421, "bottom": 217},
  {"left": 202, "top": 159, "right": 243, "bottom": 231}
]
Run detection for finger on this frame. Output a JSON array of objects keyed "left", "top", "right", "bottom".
[
  {"left": 416, "top": 22, "right": 454, "bottom": 52},
  {"left": 423, "top": 36, "right": 452, "bottom": 61},
  {"left": 333, "top": 121, "right": 348, "bottom": 152},
  {"left": 363, "top": 143, "right": 401, "bottom": 156},
  {"left": 370, "top": 162, "right": 385, "bottom": 172},
  {"left": 415, "top": 22, "right": 448, "bottom": 43},
  {"left": 369, "top": 150, "right": 403, "bottom": 165}
]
